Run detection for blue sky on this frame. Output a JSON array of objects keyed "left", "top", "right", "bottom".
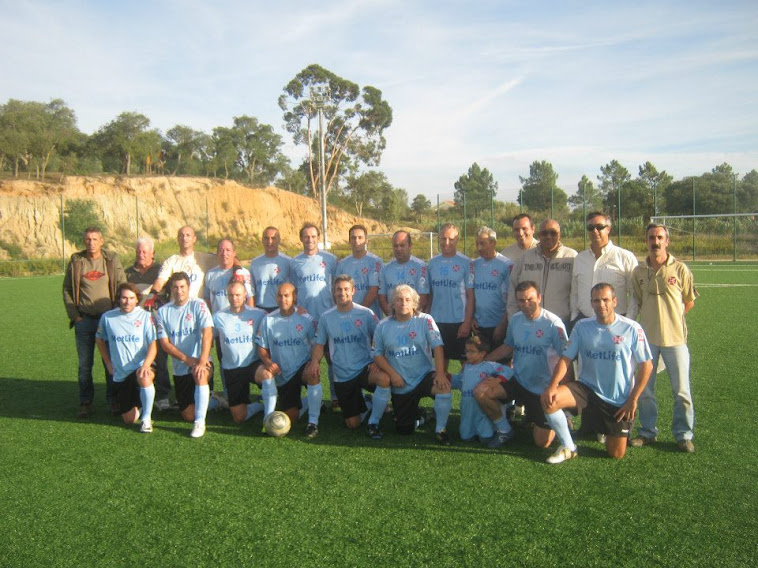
[{"left": 2, "top": 0, "right": 757, "bottom": 202}]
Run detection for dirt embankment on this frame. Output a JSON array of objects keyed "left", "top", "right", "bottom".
[{"left": 0, "top": 176, "right": 393, "bottom": 259}]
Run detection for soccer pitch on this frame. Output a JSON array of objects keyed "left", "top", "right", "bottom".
[{"left": 1, "top": 267, "right": 756, "bottom": 567}]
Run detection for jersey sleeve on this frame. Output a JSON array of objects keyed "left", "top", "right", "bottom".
[
  {"left": 315, "top": 314, "right": 328, "bottom": 345},
  {"left": 631, "top": 323, "right": 653, "bottom": 364},
  {"left": 155, "top": 308, "right": 168, "bottom": 340},
  {"left": 371, "top": 321, "right": 386, "bottom": 358},
  {"left": 196, "top": 300, "right": 214, "bottom": 329},
  {"left": 424, "top": 314, "right": 444, "bottom": 349}
]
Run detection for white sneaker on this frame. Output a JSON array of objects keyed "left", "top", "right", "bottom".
[
  {"left": 596, "top": 433, "right": 606, "bottom": 444},
  {"left": 546, "top": 446, "right": 578, "bottom": 464},
  {"left": 140, "top": 420, "right": 153, "bottom": 434},
  {"left": 190, "top": 420, "right": 206, "bottom": 438},
  {"left": 211, "top": 392, "right": 229, "bottom": 410}
]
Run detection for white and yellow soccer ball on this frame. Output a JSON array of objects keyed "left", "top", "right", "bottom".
[{"left": 264, "top": 411, "right": 291, "bottom": 437}]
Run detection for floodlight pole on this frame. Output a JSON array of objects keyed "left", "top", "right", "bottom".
[
  {"left": 733, "top": 173, "right": 738, "bottom": 262},
  {"left": 310, "top": 86, "right": 330, "bottom": 249}
]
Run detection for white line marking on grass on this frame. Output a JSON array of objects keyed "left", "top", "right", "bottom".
[{"left": 697, "top": 283, "right": 758, "bottom": 288}]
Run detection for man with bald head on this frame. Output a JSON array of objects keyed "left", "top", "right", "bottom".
[
  {"left": 250, "top": 226, "right": 291, "bottom": 313},
  {"left": 507, "top": 219, "right": 577, "bottom": 326},
  {"left": 151, "top": 226, "right": 206, "bottom": 300},
  {"left": 378, "top": 230, "right": 429, "bottom": 315}
]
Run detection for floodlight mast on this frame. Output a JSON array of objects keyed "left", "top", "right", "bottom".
[{"left": 310, "top": 85, "right": 330, "bottom": 249}]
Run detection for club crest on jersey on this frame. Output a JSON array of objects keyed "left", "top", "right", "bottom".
[
  {"left": 296, "top": 324, "right": 304, "bottom": 332},
  {"left": 612, "top": 335, "right": 623, "bottom": 344},
  {"left": 536, "top": 329, "right": 544, "bottom": 338},
  {"left": 133, "top": 319, "right": 142, "bottom": 327},
  {"left": 362, "top": 267, "right": 369, "bottom": 274},
  {"left": 185, "top": 313, "right": 193, "bottom": 322},
  {"left": 409, "top": 331, "right": 417, "bottom": 339},
  {"left": 409, "top": 268, "right": 417, "bottom": 277},
  {"left": 354, "top": 319, "right": 363, "bottom": 327},
  {"left": 667, "top": 276, "right": 677, "bottom": 285},
  {"left": 491, "top": 269, "right": 499, "bottom": 277},
  {"left": 319, "top": 261, "right": 326, "bottom": 269},
  {"left": 453, "top": 264, "right": 460, "bottom": 272}
]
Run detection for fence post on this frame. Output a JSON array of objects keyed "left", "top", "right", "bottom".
[
  {"left": 733, "top": 174, "right": 737, "bottom": 262},
  {"left": 692, "top": 178, "right": 696, "bottom": 262},
  {"left": 60, "top": 194, "right": 65, "bottom": 273}
]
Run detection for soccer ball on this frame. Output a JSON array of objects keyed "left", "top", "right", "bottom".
[{"left": 264, "top": 411, "right": 291, "bottom": 437}]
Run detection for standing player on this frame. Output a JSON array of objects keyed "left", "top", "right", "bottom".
[
  {"left": 427, "top": 223, "right": 475, "bottom": 369},
  {"left": 336, "top": 224, "right": 383, "bottom": 318},
  {"left": 213, "top": 280, "right": 268, "bottom": 425},
  {"left": 95, "top": 283, "right": 158, "bottom": 432},
  {"left": 501, "top": 214, "right": 539, "bottom": 262},
  {"left": 250, "top": 226, "right": 291, "bottom": 312},
  {"left": 254, "top": 283, "right": 321, "bottom": 437},
  {"left": 151, "top": 226, "right": 206, "bottom": 300},
  {"left": 451, "top": 335, "right": 513, "bottom": 443},
  {"left": 631, "top": 223, "right": 698, "bottom": 452},
  {"left": 204, "top": 238, "right": 254, "bottom": 313},
  {"left": 378, "top": 230, "right": 430, "bottom": 315},
  {"left": 475, "top": 281, "right": 568, "bottom": 449},
  {"left": 472, "top": 226, "right": 513, "bottom": 349},
  {"left": 371, "top": 285, "right": 453, "bottom": 444},
  {"left": 63, "top": 226, "right": 126, "bottom": 418},
  {"left": 541, "top": 283, "right": 653, "bottom": 462},
  {"left": 155, "top": 272, "right": 215, "bottom": 438},
  {"left": 306, "top": 275, "right": 391, "bottom": 439}
]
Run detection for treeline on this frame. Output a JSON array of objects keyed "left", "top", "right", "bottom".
[{"left": 2, "top": 68, "right": 757, "bottom": 229}]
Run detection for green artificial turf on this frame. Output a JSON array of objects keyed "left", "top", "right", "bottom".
[{"left": 0, "top": 271, "right": 756, "bottom": 567}]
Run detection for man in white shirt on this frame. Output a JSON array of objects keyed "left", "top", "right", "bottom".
[{"left": 570, "top": 212, "right": 638, "bottom": 326}]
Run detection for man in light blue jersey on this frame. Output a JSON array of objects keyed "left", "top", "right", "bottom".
[
  {"left": 541, "top": 283, "right": 653, "bottom": 463},
  {"left": 336, "top": 224, "right": 383, "bottom": 318},
  {"left": 428, "top": 223, "right": 475, "bottom": 369},
  {"left": 475, "top": 281, "right": 568, "bottom": 449},
  {"left": 213, "top": 280, "right": 267, "bottom": 425},
  {"left": 96, "top": 282, "right": 158, "bottom": 433},
  {"left": 291, "top": 222, "right": 338, "bottom": 321},
  {"left": 472, "top": 227, "right": 513, "bottom": 349},
  {"left": 378, "top": 230, "right": 429, "bottom": 315},
  {"left": 205, "top": 238, "right": 254, "bottom": 313},
  {"left": 371, "top": 285, "right": 453, "bottom": 445},
  {"left": 307, "top": 275, "right": 391, "bottom": 439},
  {"left": 155, "top": 272, "right": 215, "bottom": 438},
  {"left": 249, "top": 226, "right": 291, "bottom": 312},
  {"left": 254, "top": 283, "right": 322, "bottom": 438}
]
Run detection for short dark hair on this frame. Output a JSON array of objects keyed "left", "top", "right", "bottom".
[
  {"left": 349, "top": 224, "right": 368, "bottom": 237},
  {"left": 515, "top": 280, "right": 540, "bottom": 296},
  {"left": 300, "top": 222, "right": 320, "bottom": 239},
  {"left": 333, "top": 274, "right": 355, "bottom": 289},
  {"left": 591, "top": 282, "right": 616, "bottom": 298},
  {"left": 586, "top": 211, "right": 611, "bottom": 226},
  {"left": 169, "top": 271, "right": 190, "bottom": 287},
  {"left": 83, "top": 226, "right": 102, "bottom": 237},
  {"left": 512, "top": 214, "right": 534, "bottom": 228}
]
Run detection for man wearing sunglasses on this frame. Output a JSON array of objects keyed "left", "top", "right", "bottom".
[
  {"left": 631, "top": 223, "right": 698, "bottom": 453},
  {"left": 507, "top": 219, "right": 577, "bottom": 326},
  {"left": 570, "top": 212, "right": 638, "bottom": 328}
]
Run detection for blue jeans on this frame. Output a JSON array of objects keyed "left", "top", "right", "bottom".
[
  {"left": 637, "top": 344, "right": 694, "bottom": 441},
  {"left": 74, "top": 316, "right": 115, "bottom": 404}
]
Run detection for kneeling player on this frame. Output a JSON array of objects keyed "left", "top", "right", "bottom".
[
  {"left": 96, "top": 283, "right": 158, "bottom": 433},
  {"left": 213, "top": 280, "right": 267, "bottom": 424},
  {"left": 541, "top": 283, "right": 653, "bottom": 462},
  {"left": 371, "top": 285, "right": 453, "bottom": 445},
  {"left": 254, "top": 283, "right": 321, "bottom": 437},
  {"left": 451, "top": 335, "right": 513, "bottom": 442},
  {"left": 155, "top": 272, "right": 215, "bottom": 438},
  {"left": 307, "top": 275, "right": 391, "bottom": 439},
  {"left": 475, "top": 281, "right": 568, "bottom": 450}
]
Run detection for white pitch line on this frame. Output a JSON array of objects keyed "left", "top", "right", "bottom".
[{"left": 696, "top": 283, "right": 758, "bottom": 287}]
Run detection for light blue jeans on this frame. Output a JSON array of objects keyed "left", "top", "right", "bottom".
[{"left": 637, "top": 344, "right": 694, "bottom": 441}]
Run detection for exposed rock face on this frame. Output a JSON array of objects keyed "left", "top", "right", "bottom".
[{"left": 0, "top": 176, "right": 391, "bottom": 258}]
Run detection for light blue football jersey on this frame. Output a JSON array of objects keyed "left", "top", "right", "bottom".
[
  {"left": 316, "top": 304, "right": 379, "bottom": 382},
  {"left": 155, "top": 298, "right": 214, "bottom": 376},
  {"left": 473, "top": 253, "right": 513, "bottom": 327},
  {"left": 291, "top": 251, "right": 338, "bottom": 321},
  {"left": 255, "top": 309, "right": 316, "bottom": 385},
  {"left": 378, "top": 256, "right": 430, "bottom": 300},
  {"left": 336, "top": 252, "right": 383, "bottom": 318},
  {"left": 96, "top": 306, "right": 157, "bottom": 382},
  {"left": 564, "top": 314, "right": 652, "bottom": 406},
  {"left": 204, "top": 266, "right": 253, "bottom": 313},
  {"left": 451, "top": 361, "right": 512, "bottom": 440},
  {"left": 371, "top": 313, "right": 443, "bottom": 395},
  {"left": 213, "top": 305, "right": 267, "bottom": 370},
  {"left": 428, "top": 252, "right": 474, "bottom": 323},
  {"left": 249, "top": 253, "right": 292, "bottom": 309}
]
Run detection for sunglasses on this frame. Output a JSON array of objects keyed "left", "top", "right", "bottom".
[
  {"left": 586, "top": 224, "right": 609, "bottom": 232},
  {"left": 539, "top": 229, "right": 559, "bottom": 237}
]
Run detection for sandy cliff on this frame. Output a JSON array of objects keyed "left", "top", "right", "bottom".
[{"left": 0, "top": 176, "right": 392, "bottom": 258}]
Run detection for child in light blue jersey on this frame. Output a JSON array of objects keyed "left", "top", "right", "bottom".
[{"left": 451, "top": 336, "right": 513, "bottom": 442}]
